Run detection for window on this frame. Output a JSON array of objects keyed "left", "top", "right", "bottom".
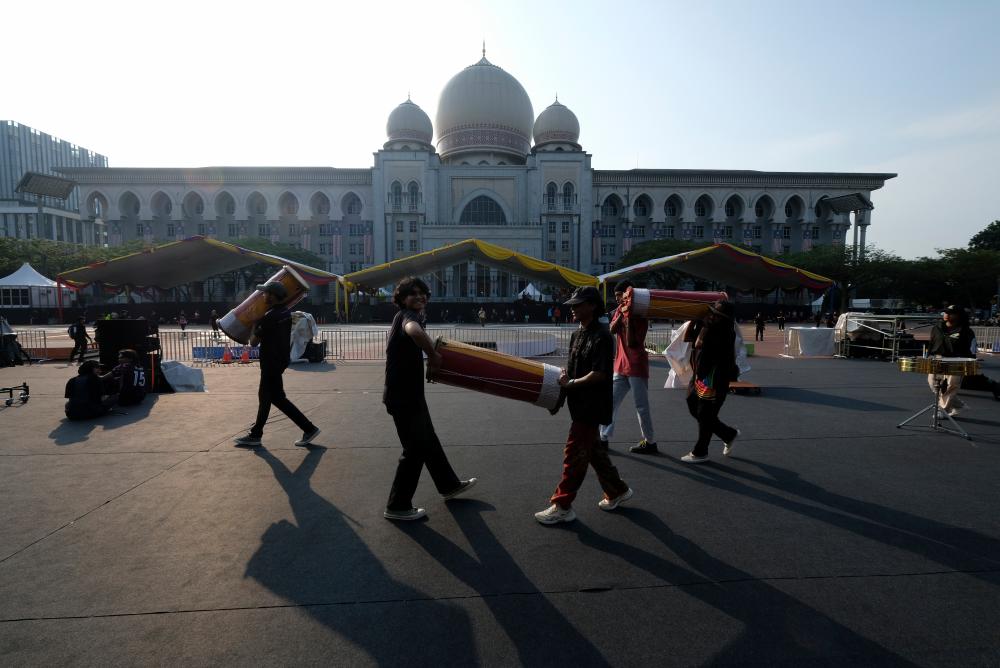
[
  {"left": 755, "top": 203, "right": 765, "bottom": 218},
  {"left": 633, "top": 200, "right": 648, "bottom": 217},
  {"left": 408, "top": 182, "right": 420, "bottom": 208},
  {"left": 548, "top": 240, "right": 556, "bottom": 252},
  {"left": 785, "top": 202, "right": 794, "bottom": 218},
  {"left": 695, "top": 202, "right": 706, "bottom": 217},
  {"left": 1, "top": 288, "right": 30, "bottom": 306},
  {"left": 258, "top": 223, "right": 270, "bottom": 237},
  {"left": 344, "top": 194, "right": 362, "bottom": 215},
  {"left": 666, "top": 226, "right": 675, "bottom": 239},
  {"left": 459, "top": 196, "right": 507, "bottom": 225},
  {"left": 395, "top": 221, "right": 403, "bottom": 233},
  {"left": 753, "top": 225, "right": 762, "bottom": 239},
  {"left": 287, "top": 223, "right": 298, "bottom": 236},
  {"left": 167, "top": 223, "right": 175, "bottom": 237},
  {"left": 694, "top": 225, "right": 704, "bottom": 238},
  {"left": 318, "top": 223, "right": 332, "bottom": 236},
  {"left": 318, "top": 243, "right": 329, "bottom": 255},
  {"left": 349, "top": 243, "right": 359, "bottom": 255},
  {"left": 409, "top": 220, "right": 417, "bottom": 233},
  {"left": 135, "top": 223, "right": 144, "bottom": 237},
  {"left": 228, "top": 223, "right": 239, "bottom": 237},
  {"left": 350, "top": 262, "right": 359, "bottom": 272},
  {"left": 548, "top": 221, "right": 556, "bottom": 234},
  {"left": 600, "top": 225, "right": 616, "bottom": 238},
  {"left": 633, "top": 226, "right": 646, "bottom": 238},
  {"left": 390, "top": 182, "right": 402, "bottom": 210},
  {"left": 562, "top": 183, "right": 574, "bottom": 210},
  {"left": 546, "top": 183, "right": 557, "bottom": 209},
  {"left": 349, "top": 224, "right": 364, "bottom": 236},
  {"left": 725, "top": 202, "right": 735, "bottom": 217},
  {"left": 782, "top": 226, "right": 791, "bottom": 239},
  {"left": 561, "top": 240, "right": 570, "bottom": 252},
  {"left": 601, "top": 199, "right": 620, "bottom": 217},
  {"left": 811, "top": 226, "right": 820, "bottom": 240},
  {"left": 409, "top": 240, "right": 418, "bottom": 251},
  {"left": 666, "top": 201, "right": 678, "bottom": 217},
  {"left": 396, "top": 240, "right": 404, "bottom": 251},
  {"left": 601, "top": 242, "right": 617, "bottom": 256},
  {"left": 782, "top": 245, "right": 791, "bottom": 255},
  {"left": 724, "top": 226, "right": 733, "bottom": 239},
  {"left": 561, "top": 221, "right": 570, "bottom": 234}
]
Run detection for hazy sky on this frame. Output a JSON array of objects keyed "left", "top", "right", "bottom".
[{"left": 6, "top": 0, "right": 999, "bottom": 258}]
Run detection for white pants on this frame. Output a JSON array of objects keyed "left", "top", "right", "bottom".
[
  {"left": 600, "top": 374, "right": 655, "bottom": 442},
  {"left": 927, "top": 374, "right": 964, "bottom": 412}
]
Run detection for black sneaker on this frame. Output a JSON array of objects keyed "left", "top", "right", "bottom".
[
  {"left": 629, "top": 440, "right": 659, "bottom": 455},
  {"left": 443, "top": 478, "right": 478, "bottom": 500},
  {"left": 234, "top": 434, "right": 262, "bottom": 447},
  {"left": 384, "top": 507, "right": 427, "bottom": 521},
  {"left": 294, "top": 427, "right": 321, "bottom": 447}
]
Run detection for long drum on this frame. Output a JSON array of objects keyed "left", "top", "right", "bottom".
[
  {"left": 625, "top": 288, "right": 729, "bottom": 321},
  {"left": 897, "top": 357, "right": 934, "bottom": 374},
  {"left": 218, "top": 265, "right": 309, "bottom": 344},
  {"left": 897, "top": 357, "right": 981, "bottom": 375},
  {"left": 428, "top": 337, "right": 562, "bottom": 411}
]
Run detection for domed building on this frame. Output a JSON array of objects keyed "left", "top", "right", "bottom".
[{"left": 59, "top": 52, "right": 895, "bottom": 301}]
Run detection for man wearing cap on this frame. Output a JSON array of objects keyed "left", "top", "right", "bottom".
[
  {"left": 681, "top": 300, "right": 741, "bottom": 463},
  {"left": 600, "top": 280, "right": 657, "bottom": 454},
  {"left": 234, "top": 282, "right": 320, "bottom": 448},
  {"left": 535, "top": 286, "right": 633, "bottom": 525},
  {"left": 927, "top": 305, "right": 978, "bottom": 416}
]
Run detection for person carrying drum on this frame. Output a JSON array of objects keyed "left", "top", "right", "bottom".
[
  {"left": 928, "top": 305, "right": 978, "bottom": 417},
  {"left": 382, "top": 277, "right": 477, "bottom": 521},
  {"left": 233, "top": 282, "right": 320, "bottom": 448}
]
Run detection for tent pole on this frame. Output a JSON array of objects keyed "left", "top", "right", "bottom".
[
  {"left": 56, "top": 279, "right": 64, "bottom": 322},
  {"left": 335, "top": 280, "right": 340, "bottom": 320}
]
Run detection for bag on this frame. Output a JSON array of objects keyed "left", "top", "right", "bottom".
[
  {"left": 68, "top": 325, "right": 77, "bottom": 338},
  {"left": 694, "top": 368, "right": 717, "bottom": 400}
]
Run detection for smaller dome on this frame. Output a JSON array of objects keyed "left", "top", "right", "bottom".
[
  {"left": 386, "top": 98, "right": 433, "bottom": 147},
  {"left": 533, "top": 98, "right": 581, "bottom": 149}
]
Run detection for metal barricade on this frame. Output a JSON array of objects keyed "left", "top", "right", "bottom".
[
  {"left": 974, "top": 326, "right": 1000, "bottom": 353},
  {"left": 12, "top": 330, "right": 47, "bottom": 361}
]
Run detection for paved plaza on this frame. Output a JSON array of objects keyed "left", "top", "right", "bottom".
[{"left": 2, "top": 351, "right": 999, "bottom": 666}]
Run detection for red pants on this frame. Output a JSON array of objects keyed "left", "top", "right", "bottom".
[{"left": 551, "top": 421, "right": 629, "bottom": 509}]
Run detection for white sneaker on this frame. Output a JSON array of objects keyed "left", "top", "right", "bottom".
[
  {"left": 534, "top": 504, "right": 577, "bottom": 525},
  {"left": 723, "top": 429, "right": 741, "bottom": 457},
  {"left": 384, "top": 507, "right": 427, "bottom": 521},
  {"left": 598, "top": 487, "right": 634, "bottom": 511},
  {"left": 680, "top": 452, "right": 709, "bottom": 463}
]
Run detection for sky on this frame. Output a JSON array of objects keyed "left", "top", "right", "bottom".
[{"left": 5, "top": 0, "right": 999, "bottom": 258}]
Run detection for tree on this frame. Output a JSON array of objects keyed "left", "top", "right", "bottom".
[
  {"left": 230, "top": 237, "right": 327, "bottom": 269},
  {"left": 0, "top": 238, "right": 147, "bottom": 279},
  {"left": 780, "top": 244, "right": 904, "bottom": 311},
  {"left": 969, "top": 220, "right": 1000, "bottom": 251}
]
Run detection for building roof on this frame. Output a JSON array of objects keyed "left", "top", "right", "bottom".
[
  {"left": 593, "top": 169, "right": 897, "bottom": 190},
  {"left": 0, "top": 263, "right": 57, "bottom": 288},
  {"left": 55, "top": 166, "right": 373, "bottom": 186}
]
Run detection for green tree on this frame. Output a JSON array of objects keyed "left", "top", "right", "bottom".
[
  {"left": 969, "top": 220, "right": 1000, "bottom": 251},
  {"left": 780, "top": 244, "right": 904, "bottom": 311},
  {"left": 229, "top": 237, "right": 326, "bottom": 269},
  {"left": 0, "top": 238, "right": 147, "bottom": 278}
]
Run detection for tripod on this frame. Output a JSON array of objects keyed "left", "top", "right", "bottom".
[{"left": 897, "top": 377, "right": 971, "bottom": 440}]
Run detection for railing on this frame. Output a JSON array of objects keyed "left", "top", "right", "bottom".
[
  {"left": 151, "top": 326, "right": 675, "bottom": 363},
  {"left": 12, "top": 330, "right": 48, "bottom": 360},
  {"left": 974, "top": 326, "right": 1000, "bottom": 353}
]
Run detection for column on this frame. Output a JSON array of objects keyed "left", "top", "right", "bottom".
[
  {"left": 490, "top": 268, "right": 499, "bottom": 298},
  {"left": 468, "top": 260, "right": 476, "bottom": 298}
]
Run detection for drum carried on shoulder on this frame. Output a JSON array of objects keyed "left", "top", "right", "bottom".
[
  {"left": 218, "top": 265, "right": 310, "bottom": 344},
  {"left": 427, "top": 337, "right": 563, "bottom": 412},
  {"left": 623, "top": 287, "right": 728, "bottom": 321}
]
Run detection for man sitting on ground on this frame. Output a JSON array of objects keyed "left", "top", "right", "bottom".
[
  {"left": 108, "top": 349, "right": 147, "bottom": 406},
  {"left": 64, "top": 361, "right": 116, "bottom": 420}
]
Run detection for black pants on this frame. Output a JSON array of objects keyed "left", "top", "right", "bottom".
[
  {"left": 70, "top": 339, "right": 88, "bottom": 362},
  {"left": 687, "top": 389, "right": 737, "bottom": 457},
  {"left": 250, "top": 366, "right": 314, "bottom": 437},
  {"left": 386, "top": 401, "right": 460, "bottom": 511},
  {"left": 755, "top": 326, "right": 765, "bottom": 341}
]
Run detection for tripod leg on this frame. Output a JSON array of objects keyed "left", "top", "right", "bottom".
[{"left": 897, "top": 403, "right": 936, "bottom": 428}]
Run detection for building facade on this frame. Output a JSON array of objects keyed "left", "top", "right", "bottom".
[
  {"left": 1, "top": 121, "right": 108, "bottom": 244},
  {"left": 57, "top": 55, "right": 895, "bottom": 299}
]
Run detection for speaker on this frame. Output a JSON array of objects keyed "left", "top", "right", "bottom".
[{"left": 95, "top": 320, "right": 151, "bottom": 368}]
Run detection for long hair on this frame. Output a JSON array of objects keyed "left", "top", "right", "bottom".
[{"left": 392, "top": 276, "right": 430, "bottom": 309}]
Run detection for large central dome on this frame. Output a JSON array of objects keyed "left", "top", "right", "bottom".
[{"left": 435, "top": 56, "right": 534, "bottom": 163}]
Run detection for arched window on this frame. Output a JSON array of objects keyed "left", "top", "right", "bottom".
[
  {"left": 279, "top": 192, "right": 299, "bottom": 216},
  {"left": 390, "top": 182, "right": 402, "bottom": 209},
  {"left": 665, "top": 195, "right": 682, "bottom": 218},
  {"left": 150, "top": 192, "right": 171, "bottom": 218},
  {"left": 248, "top": 192, "right": 267, "bottom": 216},
  {"left": 546, "top": 182, "right": 557, "bottom": 209},
  {"left": 310, "top": 192, "right": 330, "bottom": 216},
  {"left": 408, "top": 181, "right": 420, "bottom": 208},
  {"left": 784, "top": 196, "right": 803, "bottom": 220},
  {"left": 601, "top": 195, "right": 621, "bottom": 218},
  {"left": 342, "top": 192, "right": 362, "bottom": 216},
  {"left": 694, "top": 195, "right": 712, "bottom": 219},
  {"left": 86, "top": 192, "right": 108, "bottom": 219},
  {"left": 754, "top": 196, "right": 774, "bottom": 220},
  {"left": 119, "top": 192, "right": 140, "bottom": 218},
  {"left": 216, "top": 192, "right": 236, "bottom": 216},
  {"left": 633, "top": 195, "right": 652, "bottom": 218},
  {"left": 459, "top": 196, "right": 507, "bottom": 225},
  {"left": 183, "top": 192, "right": 205, "bottom": 219},
  {"left": 562, "top": 183, "right": 575, "bottom": 210},
  {"left": 724, "top": 196, "right": 741, "bottom": 220}
]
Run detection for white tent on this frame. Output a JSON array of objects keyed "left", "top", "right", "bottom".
[
  {"left": 0, "top": 263, "right": 72, "bottom": 309},
  {"left": 519, "top": 282, "right": 543, "bottom": 300}
]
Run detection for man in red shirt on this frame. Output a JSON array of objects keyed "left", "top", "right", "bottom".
[{"left": 600, "top": 281, "right": 657, "bottom": 454}]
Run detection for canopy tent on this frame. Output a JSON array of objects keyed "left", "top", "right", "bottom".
[
  {"left": 0, "top": 262, "right": 73, "bottom": 309},
  {"left": 597, "top": 243, "right": 834, "bottom": 292},
  {"left": 518, "top": 282, "right": 543, "bottom": 300},
  {"left": 57, "top": 236, "right": 341, "bottom": 290},
  {"left": 344, "top": 239, "right": 597, "bottom": 291}
]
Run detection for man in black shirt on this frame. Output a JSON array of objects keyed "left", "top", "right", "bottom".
[
  {"left": 109, "top": 348, "right": 147, "bottom": 406},
  {"left": 234, "top": 282, "right": 320, "bottom": 448},
  {"left": 383, "top": 277, "right": 476, "bottom": 521},
  {"left": 65, "top": 361, "right": 115, "bottom": 420},
  {"left": 68, "top": 317, "right": 93, "bottom": 365},
  {"left": 927, "top": 305, "right": 978, "bottom": 416},
  {"left": 535, "top": 286, "right": 631, "bottom": 525}
]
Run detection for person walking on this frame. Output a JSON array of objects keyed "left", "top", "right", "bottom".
[
  {"left": 777, "top": 311, "right": 786, "bottom": 331},
  {"left": 209, "top": 309, "right": 220, "bottom": 339},
  {"left": 681, "top": 300, "right": 741, "bottom": 463},
  {"left": 600, "top": 281, "right": 657, "bottom": 454},
  {"left": 383, "top": 277, "right": 477, "bottom": 521},
  {"left": 754, "top": 312, "right": 766, "bottom": 342},
  {"left": 233, "top": 282, "right": 320, "bottom": 448},
  {"left": 535, "top": 286, "right": 633, "bottom": 524},
  {"left": 478, "top": 306, "right": 487, "bottom": 327},
  {"left": 178, "top": 311, "right": 188, "bottom": 338},
  {"left": 68, "top": 316, "right": 93, "bottom": 365}
]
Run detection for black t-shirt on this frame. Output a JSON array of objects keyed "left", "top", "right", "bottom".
[
  {"left": 566, "top": 321, "right": 613, "bottom": 425},
  {"left": 113, "top": 361, "right": 147, "bottom": 402},
  {"left": 64, "top": 374, "right": 104, "bottom": 417},
  {"left": 929, "top": 322, "right": 976, "bottom": 357},
  {"left": 383, "top": 309, "right": 426, "bottom": 413},
  {"left": 256, "top": 306, "right": 292, "bottom": 370}
]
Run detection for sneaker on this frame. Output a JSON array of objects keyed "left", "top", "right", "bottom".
[
  {"left": 384, "top": 507, "right": 427, "bottom": 521},
  {"left": 534, "top": 504, "right": 577, "bottom": 525},
  {"left": 629, "top": 440, "right": 659, "bottom": 455},
  {"left": 723, "top": 429, "right": 741, "bottom": 457},
  {"left": 680, "top": 452, "right": 709, "bottom": 463},
  {"left": 443, "top": 477, "right": 478, "bottom": 500},
  {"left": 946, "top": 407, "right": 961, "bottom": 418},
  {"left": 234, "top": 434, "right": 262, "bottom": 447},
  {"left": 598, "top": 487, "right": 634, "bottom": 511},
  {"left": 294, "top": 427, "right": 321, "bottom": 447}
]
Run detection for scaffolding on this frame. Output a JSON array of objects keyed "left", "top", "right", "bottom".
[{"left": 835, "top": 312, "right": 938, "bottom": 362}]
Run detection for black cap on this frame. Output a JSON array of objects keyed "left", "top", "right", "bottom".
[
  {"left": 564, "top": 286, "right": 602, "bottom": 306},
  {"left": 943, "top": 304, "right": 961, "bottom": 314},
  {"left": 255, "top": 281, "right": 288, "bottom": 300}
]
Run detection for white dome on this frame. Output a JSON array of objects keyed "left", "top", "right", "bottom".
[
  {"left": 386, "top": 99, "right": 433, "bottom": 147},
  {"left": 435, "top": 57, "right": 534, "bottom": 162},
  {"left": 533, "top": 99, "right": 581, "bottom": 149}
]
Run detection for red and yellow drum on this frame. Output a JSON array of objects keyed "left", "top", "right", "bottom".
[
  {"left": 218, "top": 265, "right": 309, "bottom": 344},
  {"left": 623, "top": 288, "right": 728, "bottom": 321},
  {"left": 428, "top": 338, "right": 562, "bottom": 411}
]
